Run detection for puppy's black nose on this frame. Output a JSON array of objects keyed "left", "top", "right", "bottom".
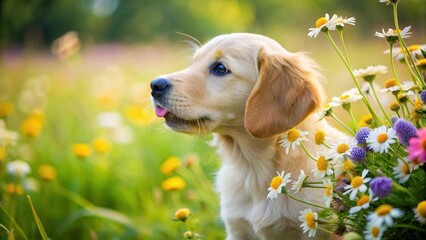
[{"left": 150, "top": 77, "right": 171, "bottom": 98}]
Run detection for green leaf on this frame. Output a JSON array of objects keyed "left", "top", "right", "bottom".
[{"left": 27, "top": 195, "right": 49, "bottom": 240}]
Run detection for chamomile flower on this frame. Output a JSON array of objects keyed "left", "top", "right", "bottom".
[
  {"left": 318, "top": 102, "right": 339, "bottom": 120},
  {"left": 384, "top": 44, "right": 426, "bottom": 61},
  {"left": 267, "top": 171, "right": 291, "bottom": 200},
  {"left": 375, "top": 26, "right": 411, "bottom": 43},
  {"left": 414, "top": 200, "right": 426, "bottom": 225},
  {"left": 291, "top": 170, "right": 307, "bottom": 193},
  {"left": 6, "top": 160, "right": 31, "bottom": 177},
  {"left": 367, "top": 204, "right": 404, "bottom": 227},
  {"left": 299, "top": 209, "right": 318, "bottom": 238},
  {"left": 332, "top": 89, "right": 363, "bottom": 106},
  {"left": 327, "top": 140, "right": 356, "bottom": 163},
  {"left": 353, "top": 65, "right": 388, "bottom": 82},
  {"left": 364, "top": 223, "right": 386, "bottom": 240},
  {"left": 323, "top": 178, "right": 334, "bottom": 207},
  {"left": 279, "top": 128, "right": 308, "bottom": 154},
  {"left": 344, "top": 169, "right": 371, "bottom": 200},
  {"left": 333, "top": 157, "right": 356, "bottom": 176},
  {"left": 349, "top": 189, "right": 378, "bottom": 214},
  {"left": 380, "top": 79, "right": 399, "bottom": 93},
  {"left": 308, "top": 13, "right": 339, "bottom": 38},
  {"left": 335, "top": 16, "right": 356, "bottom": 28},
  {"left": 366, "top": 126, "right": 397, "bottom": 154},
  {"left": 312, "top": 154, "right": 334, "bottom": 179},
  {"left": 393, "top": 158, "right": 413, "bottom": 183}
]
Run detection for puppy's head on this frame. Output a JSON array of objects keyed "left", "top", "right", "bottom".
[{"left": 151, "top": 33, "right": 323, "bottom": 137}]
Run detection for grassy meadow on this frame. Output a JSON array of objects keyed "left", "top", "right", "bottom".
[{"left": 0, "top": 43, "right": 225, "bottom": 239}]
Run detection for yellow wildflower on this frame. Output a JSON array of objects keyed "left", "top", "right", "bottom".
[
  {"left": 175, "top": 208, "right": 191, "bottom": 222},
  {"left": 73, "top": 143, "right": 92, "bottom": 158},
  {"left": 160, "top": 156, "right": 181, "bottom": 175},
  {"left": 161, "top": 176, "right": 185, "bottom": 191},
  {"left": 0, "top": 101, "right": 14, "bottom": 117},
  {"left": 92, "top": 137, "right": 111, "bottom": 154},
  {"left": 39, "top": 164, "right": 57, "bottom": 181}
]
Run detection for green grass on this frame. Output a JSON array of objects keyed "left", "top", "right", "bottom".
[{"left": 0, "top": 45, "right": 224, "bottom": 239}]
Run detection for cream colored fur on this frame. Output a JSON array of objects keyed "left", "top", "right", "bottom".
[{"left": 151, "top": 33, "right": 347, "bottom": 239}]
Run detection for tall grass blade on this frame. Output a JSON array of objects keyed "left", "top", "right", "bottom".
[
  {"left": 27, "top": 195, "right": 49, "bottom": 240},
  {"left": 0, "top": 205, "right": 28, "bottom": 240}
]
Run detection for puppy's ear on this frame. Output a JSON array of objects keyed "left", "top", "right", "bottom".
[{"left": 244, "top": 49, "right": 324, "bottom": 138}]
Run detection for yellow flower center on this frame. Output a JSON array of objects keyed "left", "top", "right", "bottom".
[
  {"left": 305, "top": 212, "right": 316, "bottom": 228},
  {"left": 414, "top": 99, "right": 423, "bottom": 111},
  {"left": 337, "top": 143, "right": 349, "bottom": 154},
  {"left": 323, "top": 103, "right": 330, "bottom": 109},
  {"left": 417, "top": 201, "right": 426, "bottom": 218},
  {"left": 385, "top": 79, "right": 398, "bottom": 88},
  {"left": 325, "top": 185, "right": 332, "bottom": 197},
  {"left": 357, "top": 195, "right": 370, "bottom": 206},
  {"left": 314, "top": 130, "right": 325, "bottom": 145},
  {"left": 390, "top": 101, "right": 400, "bottom": 111},
  {"left": 287, "top": 129, "right": 300, "bottom": 142},
  {"left": 317, "top": 156, "right": 328, "bottom": 171},
  {"left": 270, "top": 176, "right": 283, "bottom": 190},
  {"left": 417, "top": 59, "right": 426, "bottom": 66},
  {"left": 377, "top": 133, "right": 388, "bottom": 143},
  {"left": 401, "top": 163, "right": 410, "bottom": 174},
  {"left": 343, "top": 159, "right": 355, "bottom": 172},
  {"left": 316, "top": 17, "right": 328, "bottom": 28},
  {"left": 175, "top": 208, "right": 191, "bottom": 221},
  {"left": 340, "top": 95, "right": 350, "bottom": 101},
  {"left": 160, "top": 156, "right": 181, "bottom": 175},
  {"left": 371, "top": 226, "right": 380, "bottom": 238},
  {"left": 376, "top": 204, "right": 393, "bottom": 216},
  {"left": 351, "top": 176, "right": 363, "bottom": 188},
  {"left": 408, "top": 44, "right": 421, "bottom": 52}
]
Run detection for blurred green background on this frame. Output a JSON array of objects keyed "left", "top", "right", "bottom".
[{"left": 0, "top": 0, "right": 425, "bottom": 239}]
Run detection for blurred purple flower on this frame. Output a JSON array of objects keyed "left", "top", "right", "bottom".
[
  {"left": 355, "top": 127, "right": 371, "bottom": 145},
  {"left": 394, "top": 119, "right": 417, "bottom": 146},
  {"left": 370, "top": 177, "right": 393, "bottom": 199}
]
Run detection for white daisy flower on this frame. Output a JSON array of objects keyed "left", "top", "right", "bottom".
[
  {"left": 332, "top": 90, "right": 363, "bottom": 106},
  {"left": 381, "top": 80, "right": 416, "bottom": 94},
  {"left": 414, "top": 200, "right": 426, "bottom": 225},
  {"left": 312, "top": 154, "right": 334, "bottom": 179},
  {"left": 366, "top": 126, "right": 398, "bottom": 154},
  {"left": 291, "top": 170, "right": 307, "bottom": 193},
  {"left": 335, "top": 16, "right": 356, "bottom": 28},
  {"left": 299, "top": 209, "right": 318, "bottom": 238},
  {"left": 327, "top": 140, "right": 356, "bottom": 163},
  {"left": 353, "top": 65, "right": 388, "bottom": 80},
  {"left": 267, "top": 171, "right": 291, "bottom": 200},
  {"left": 279, "top": 128, "right": 308, "bottom": 155},
  {"left": 384, "top": 44, "right": 426, "bottom": 61},
  {"left": 323, "top": 178, "right": 334, "bottom": 207},
  {"left": 364, "top": 223, "right": 386, "bottom": 240},
  {"left": 392, "top": 158, "right": 413, "bottom": 184},
  {"left": 379, "top": 0, "right": 392, "bottom": 5},
  {"left": 344, "top": 169, "right": 371, "bottom": 200},
  {"left": 349, "top": 189, "right": 378, "bottom": 214},
  {"left": 333, "top": 158, "right": 356, "bottom": 177},
  {"left": 318, "top": 102, "right": 340, "bottom": 120},
  {"left": 375, "top": 26, "right": 412, "bottom": 40},
  {"left": 6, "top": 160, "right": 31, "bottom": 177},
  {"left": 367, "top": 204, "right": 404, "bottom": 227},
  {"left": 308, "top": 13, "right": 338, "bottom": 38}
]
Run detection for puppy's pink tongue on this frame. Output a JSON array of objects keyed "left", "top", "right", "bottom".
[{"left": 155, "top": 106, "right": 168, "bottom": 117}]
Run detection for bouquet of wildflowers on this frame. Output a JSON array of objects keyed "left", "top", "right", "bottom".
[{"left": 267, "top": 0, "right": 426, "bottom": 239}]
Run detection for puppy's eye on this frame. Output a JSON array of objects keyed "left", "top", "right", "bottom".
[{"left": 210, "top": 62, "right": 230, "bottom": 76}]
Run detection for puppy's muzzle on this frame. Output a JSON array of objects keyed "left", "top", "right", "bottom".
[{"left": 150, "top": 77, "right": 171, "bottom": 99}]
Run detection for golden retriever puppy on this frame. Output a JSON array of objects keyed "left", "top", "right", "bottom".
[{"left": 150, "top": 33, "right": 347, "bottom": 239}]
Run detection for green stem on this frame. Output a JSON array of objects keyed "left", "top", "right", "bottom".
[
  {"left": 392, "top": 181, "right": 418, "bottom": 202},
  {"left": 368, "top": 82, "right": 393, "bottom": 126},
  {"left": 330, "top": 113, "right": 355, "bottom": 135},
  {"left": 392, "top": 3, "right": 424, "bottom": 87},
  {"left": 388, "top": 42, "right": 404, "bottom": 87},
  {"left": 317, "top": 226, "right": 333, "bottom": 234},
  {"left": 325, "top": 31, "right": 382, "bottom": 125},
  {"left": 393, "top": 224, "right": 426, "bottom": 232},
  {"left": 300, "top": 141, "right": 317, "bottom": 161},
  {"left": 286, "top": 193, "right": 328, "bottom": 210},
  {"left": 345, "top": 107, "right": 359, "bottom": 132}
]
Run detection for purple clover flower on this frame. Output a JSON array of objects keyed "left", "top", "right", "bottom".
[
  {"left": 370, "top": 177, "right": 393, "bottom": 199},
  {"left": 420, "top": 90, "right": 426, "bottom": 104},
  {"left": 350, "top": 147, "right": 366, "bottom": 163},
  {"left": 394, "top": 119, "right": 417, "bottom": 146},
  {"left": 355, "top": 127, "right": 372, "bottom": 145}
]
